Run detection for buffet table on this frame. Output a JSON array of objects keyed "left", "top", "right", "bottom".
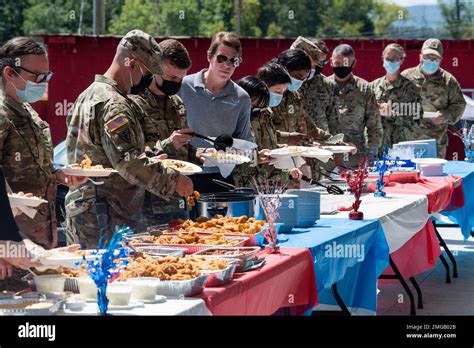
[
  {"left": 59, "top": 297, "right": 211, "bottom": 316},
  {"left": 196, "top": 248, "right": 318, "bottom": 315},
  {"left": 440, "top": 161, "right": 474, "bottom": 239},
  {"left": 279, "top": 218, "right": 389, "bottom": 315}
]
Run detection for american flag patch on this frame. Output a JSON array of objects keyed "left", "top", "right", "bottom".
[{"left": 105, "top": 114, "right": 129, "bottom": 133}]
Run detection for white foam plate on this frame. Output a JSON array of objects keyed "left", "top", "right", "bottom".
[
  {"left": 62, "top": 166, "right": 117, "bottom": 177},
  {"left": 108, "top": 301, "right": 144, "bottom": 310},
  {"left": 202, "top": 153, "right": 251, "bottom": 164},
  {"left": 160, "top": 159, "right": 202, "bottom": 175},
  {"left": 423, "top": 111, "right": 440, "bottom": 119},
  {"left": 37, "top": 250, "right": 99, "bottom": 269},
  {"left": 8, "top": 194, "right": 47, "bottom": 208},
  {"left": 320, "top": 145, "right": 356, "bottom": 154},
  {"left": 269, "top": 146, "right": 307, "bottom": 158}
]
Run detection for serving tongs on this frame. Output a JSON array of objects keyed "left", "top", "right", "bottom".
[
  {"left": 183, "top": 132, "right": 233, "bottom": 151},
  {"left": 301, "top": 175, "right": 344, "bottom": 195}
]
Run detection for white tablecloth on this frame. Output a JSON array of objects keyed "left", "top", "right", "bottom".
[
  {"left": 321, "top": 193, "right": 429, "bottom": 253},
  {"left": 58, "top": 297, "right": 211, "bottom": 316}
]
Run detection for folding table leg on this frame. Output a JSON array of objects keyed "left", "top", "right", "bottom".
[
  {"left": 380, "top": 257, "right": 416, "bottom": 316},
  {"left": 433, "top": 221, "right": 458, "bottom": 278},
  {"left": 438, "top": 254, "right": 451, "bottom": 283},
  {"left": 409, "top": 277, "right": 423, "bottom": 309},
  {"left": 331, "top": 283, "right": 351, "bottom": 316}
]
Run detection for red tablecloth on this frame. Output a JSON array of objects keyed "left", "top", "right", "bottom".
[
  {"left": 196, "top": 248, "right": 318, "bottom": 315},
  {"left": 381, "top": 220, "right": 441, "bottom": 279},
  {"left": 379, "top": 176, "right": 461, "bottom": 279},
  {"left": 375, "top": 175, "right": 462, "bottom": 213}
]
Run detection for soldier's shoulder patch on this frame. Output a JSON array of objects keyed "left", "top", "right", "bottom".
[{"left": 105, "top": 114, "right": 129, "bottom": 133}]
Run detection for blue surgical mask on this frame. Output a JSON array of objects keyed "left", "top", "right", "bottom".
[
  {"left": 422, "top": 59, "right": 440, "bottom": 74},
  {"left": 11, "top": 74, "right": 47, "bottom": 104},
  {"left": 269, "top": 92, "right": 283, "bottom": 107},
  {"left": 288, "top": 76, "right": 304, "bottom": 92},
  {"left": 383, "top": 60, "right": 401, "bottom": 74}
]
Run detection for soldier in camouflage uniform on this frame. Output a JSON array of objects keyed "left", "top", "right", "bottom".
[
  {"left": 0, "top": 37, "right": 87, "bottom": 249},
  {"left": 291, "top": 37, "right": 340, "bottom": 178},
  {"left": 370, "top": 43, "right": 423, "bottom": 149},
  {"left": 235, "top": 74, "right": 302, "bottom": 187},
  {"left": 130, "top": 39, "right": 196, "bottom": 225},
  {"left": 65, "top": 30, "right": 193, "bottom": 248},
  {"left": 401, "top": 39, "right": 466, "bottom": 158},
  {"left": 272, "top": 49, "right": 332, "bottom": 145},
  {"left": 328, "top": 44, "right": 383, "bottom": 167}
]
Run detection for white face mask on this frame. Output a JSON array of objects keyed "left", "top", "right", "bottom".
[{"left": 11, "top": 73, "right": 47, "bottom": 104}]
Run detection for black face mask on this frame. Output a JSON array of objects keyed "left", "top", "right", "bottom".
[
  {"left": 332, "top": 65, "right": 353, "bottom": 79},
  {"left": 130, "top": 73, "right": 153, "bottom": 95},
  {"left": 156, "top": 78, "right": 182, "bottom": 96}
]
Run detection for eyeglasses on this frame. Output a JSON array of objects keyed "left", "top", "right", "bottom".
[
  {"left": 15, "top": 66, "right": 53, "bottom": 83},
  {"left": 214, "top": 54, "right": 242, "bottom": 68},
  {"left": 422, "top": 55, "right": 440, "bottom": 62},
  {"left": 384, "top": 57, "right": 401, "bottom": 63}
]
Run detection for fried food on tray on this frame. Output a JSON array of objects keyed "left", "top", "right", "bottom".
[
  {"left": 184, "top": 256, "right": 228, "bottom": 270},
  {"left": 121, "top": 255, "right": 201, "bottom": 281},
  {"left": 199, "top": 248, "right": 253, "bottom": 256},
  {"left": 174, "top": 215, "right": 266, "bottom": 235},
  {"left": 130, "top": 231, "right": 243, "bottom": 246},
  {"left": 162, "top": 159, "right": 194, "bottom": 172},
  {"left": 33, "top": 266, "right": 88, "bottom": 278}
]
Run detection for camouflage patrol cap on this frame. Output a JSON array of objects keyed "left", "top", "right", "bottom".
[
  {"left": 120, "top": 29, "right": 164, "bottom": 75},
  {"left": 421, "top": 38, "right": 443, "bottom": 58},
  {"left": 290, "top": 36, "right": 323, "bottom": 61}
]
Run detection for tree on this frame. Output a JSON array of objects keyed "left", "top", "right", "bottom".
[
  {"left": 0, "top": 0, "right": 28, "bottom": 43},
  {"left": 317, "top": 0, "right": 375, "bottom": 38},
  {"left": 231, "top": 0, "right": 262, "bottom": 37},
  {"left": 439, "top": 0, "right": 473, "bottom": 38},
  {"left": 23, "top": 0, "right": 123, "bottom": 35},
  {"left": 156, "top": 0, "right": 200, "bottom": 36},
  {"left": 371, "top": 0, "right": 404, "bottom": 38},
  {"left": 108, "top": 0, "right": 158, "bottom": 35}
]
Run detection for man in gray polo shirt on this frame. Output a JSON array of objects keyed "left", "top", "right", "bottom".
[{"left": 178, "top": 32, "right": 252, "bottom": 192}]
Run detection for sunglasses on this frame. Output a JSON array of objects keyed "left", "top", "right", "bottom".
[
  {"left": 214, "top": 54, "right": 242, "bottom": 68},
  {"left": 15, "top": 66, "right": 53, "bottom": 83}
]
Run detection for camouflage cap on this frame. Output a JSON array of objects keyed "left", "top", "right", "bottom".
[
  {"left": 421, "top": 38, "right": 443, "bottom": 58},
  {"left": 290, "top": 36, "right": 323, "bottom": 61},
  {"left": 120, "top": 29, "right": 164, "bottom": 75}
]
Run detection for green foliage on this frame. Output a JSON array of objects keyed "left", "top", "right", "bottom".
[
  {"left": 439, "top": 0, "right": 473, "bottom": 38},
  {"left": 0, "top": 0, "right": 28, "bottom": 43}
]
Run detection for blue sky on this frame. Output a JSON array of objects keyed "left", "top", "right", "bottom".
[{"left": 389, "top": 0, "right": 438, "bottom": 6}]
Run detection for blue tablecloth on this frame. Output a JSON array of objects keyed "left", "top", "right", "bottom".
[
  {"left": 279, "top": 217, "right": 389, "bottom": 314},
  {"left": 441, "top": 161, "right": 474, "bottom": 239}
]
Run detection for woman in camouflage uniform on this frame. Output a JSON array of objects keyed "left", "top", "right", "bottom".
[
  {"left": 0, "top": 37, "right": 87, "bottom": 249},
  {"left": 235, "top": 66, "right": 302, "bottom": 187},
  {"left": 370, "top": 43, "right": 423, "bottom": 149}
]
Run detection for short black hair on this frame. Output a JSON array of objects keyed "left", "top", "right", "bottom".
[
  {"left": 257, "top": 61, "right": 291, "bottom": 88},
  {"left": 237, "top": 76, "right": 269, "bottom": 108},
  {"left": 276, "top": 49, "right": 311, "bottom": 73}
]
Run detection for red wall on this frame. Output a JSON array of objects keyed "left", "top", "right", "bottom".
[{"left": 37, "top": 35, "right": 474, "bottom": 158}]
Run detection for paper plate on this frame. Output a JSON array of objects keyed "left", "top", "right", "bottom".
[
  {"left": 202, "top": 153, "right": 251, "bottom": 164},
  {"left": 320, "top": 145, "right": 356, "bottom": 154},
  {"left": 37, "top": 250, "right": 100, "bottom": 269},
  {"left": 301, "top": 147, "right": 334, "bottom": 159},
  {"left": 62, "top": 166, "right": 117, "bottom": 177},
  {"left": 269, "top": 146, "right": 307, "bottom": 158},
  {"left": 8, "top": 194, "right": 47, "bottom": 208},
  {"left": 423, "top": 111, "right": 440, "bottom": 119},
  {"left": 160, "top": 159, "right": 202, "bottom": 175}
]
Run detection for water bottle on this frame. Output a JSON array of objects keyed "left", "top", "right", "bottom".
[{"left": 465, "top": 126, "right": 474, "bottom": 162}]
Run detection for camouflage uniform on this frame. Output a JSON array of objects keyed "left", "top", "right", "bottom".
[
  {"left": 0, "top": 92, "right": 57, "bottom": 249},
  {"left": 65, "top": 74, "right": 180, "bottom": 248},
  {"left": 235, "top": 108, "right": 288, "bottom": 187},
  {"left": 301, "top": 74, "right": 340, "bottom": 134},
  {"left": 300, "top": 73, "right": 340, "bottom": 178},
  {"left": 370, "top": 75, "right": 424, "bottom": 149},
  {"left": 328, "top": 74, "right": 383, "bottom": 167},
  {"left": 272, "top": 90, "right": 331, "bottom": 143},
  {"left": 130, "top": 89, "right": 196, "bottom": 225},
  {"left": 401, "top": 65, "right": 466, "bottom": 158}
]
